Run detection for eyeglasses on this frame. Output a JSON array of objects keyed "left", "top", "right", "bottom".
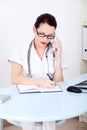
[{"left": 36, "top": 29, "right": 55, "bottom": 39}]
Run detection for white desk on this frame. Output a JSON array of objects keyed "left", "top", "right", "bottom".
[{"left": 0, "top": 74, "right": 87, "bottom": 126}]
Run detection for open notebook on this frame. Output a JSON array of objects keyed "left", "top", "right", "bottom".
[{"left": 17, "top": 84, "right": 62, "bottom": 94}]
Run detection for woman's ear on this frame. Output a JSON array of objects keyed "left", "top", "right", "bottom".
[{"left": 33, "top": 26, "right": 36, "bottom": 33}]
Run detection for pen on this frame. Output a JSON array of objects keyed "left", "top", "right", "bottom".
[{"left": 47, "top": 74, "right": 53, "bottom": 81}]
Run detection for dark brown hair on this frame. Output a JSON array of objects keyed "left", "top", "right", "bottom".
[{"left": 34, "top": 13, "right": 57, "bottom": 29}]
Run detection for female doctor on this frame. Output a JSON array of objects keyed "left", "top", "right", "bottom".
[{"left": 8, "top": 13, "right": 66, "bottom": 130}]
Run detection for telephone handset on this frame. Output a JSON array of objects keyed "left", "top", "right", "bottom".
[
  {"left": 50, "top": 37, "right": 57, "bottom": 44},
  {"left": 50, "top": 37, "right": 57, "bottom": 52},
  {"left": 50, "top": 38, "right": 57, "bottom": 58}
]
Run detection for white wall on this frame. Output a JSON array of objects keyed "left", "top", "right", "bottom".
[{"left": 0, "top": 0, "right": 81, "bottom": 87}]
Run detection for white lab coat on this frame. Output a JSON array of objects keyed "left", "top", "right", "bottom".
[{"left": 8, "top": 40, "right": 68, "bottom": 79}]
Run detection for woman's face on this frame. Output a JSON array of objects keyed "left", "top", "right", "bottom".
[{"left": 33, "top": 23, "right": 55, "bottom": 48}]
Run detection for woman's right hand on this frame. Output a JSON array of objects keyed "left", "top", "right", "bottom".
[{"left": 38, "top": 78, "right": 56, "bottom": 88}]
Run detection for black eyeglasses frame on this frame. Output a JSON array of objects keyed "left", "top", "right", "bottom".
[{"left": 36, "top": 29, "right": 55, "bottom": 40}]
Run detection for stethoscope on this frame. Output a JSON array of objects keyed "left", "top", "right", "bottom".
[{"left": 27, "top": 39, "right": 55, "bottom": 80}]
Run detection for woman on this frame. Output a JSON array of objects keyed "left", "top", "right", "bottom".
[{"left": 8, "top": 13, "right": 67, "bottom": 130}]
